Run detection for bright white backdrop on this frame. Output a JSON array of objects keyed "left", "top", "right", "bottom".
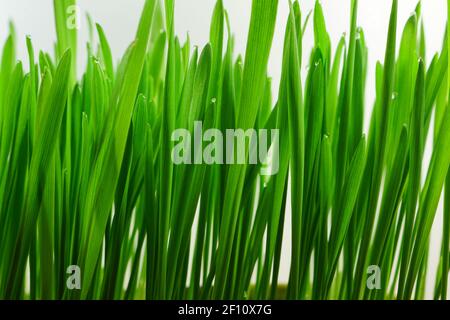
[{"left": 0, "top": 0, "right": 448, "bottom": 298}]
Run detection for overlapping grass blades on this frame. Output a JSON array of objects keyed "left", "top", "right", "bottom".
[{"left": 0, "top": 0, "right": 450, "bottom": 300}]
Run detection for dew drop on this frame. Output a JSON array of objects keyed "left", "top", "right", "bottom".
[{"left": 391, "top": 92, "right": 398, "bottom": 100}]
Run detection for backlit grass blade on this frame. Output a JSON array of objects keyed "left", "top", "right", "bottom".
[
  {"left": 214, "top": 0, "right": 279, "bottom": 299},
  {"left": 286, "top": 1, "right": 304, "bottom": 300},
  {"left": 2, "top": 50, "right": 72, "bottom": 298},
  {"left": 77, "top": 0, "right": 157, "bottom": 298},
  {"left": 353, "top": 0, "right": 398, "bottom": 298}
]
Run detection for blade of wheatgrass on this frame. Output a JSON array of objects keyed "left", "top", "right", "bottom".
[
  {"left": 313, "top": 1, "right": 331, "bottom": 71},
  {"left": 348, "top": 31, "right": 367, "bottom": 155},
  {"left": 0, "top": 64, "right": 26, "bottom": 293},
  {"left": 367, "top": 126, "right": 408, "bottom": 299},
  {"left": 326, "top": 36, "right": 345, "bottom": 137},
  {"left": 208, "top": 0, "right": 224, "bottom": 100},
  {"left": 434, "top": 29, "right": 448, "bottom": 142},
  {"left": 372, "top": 15, "right": 420, "bottom": 298},
  {"left": 153, "top": 0, "right": 176, "bottom": 299},
  {"left": 77, "top": 0, "right": 157, "bottom": 298},
  {"left": 196, "top": 1, "right": 225, "bottom": 297},
  {"left": 2, "top": 67, "right": 38, "bottom": 297},
  {"left": 425, "top": 31, "right": 447, "bottom": 131},
  {"left": 101, "top": 93, "right": 149, "bottom": 299},
  {"left": 386, "top": 13, "right": 417, "bottom": 172},
  {"left": 239, "top": 176, "right": 275, "bottom": 296},
  {"left": 313, "top": 135, "right": 332, "bottom": 299},
  {"left": 254, "top": 4, "right": 300, "bottom": 299},
  {"left": 175, "top": 48, "right": 198, "bottom": 128},
  {"left": 0, "top": 25, "right": 16, "bottom": 113},
  {"left": 297, "top": 48, "right": 324, "bottom": 297},
  {"left": 341, "top": 31, "right": 367, "bottom": 299},
  {"left": 431, "top": 50, "right": 448, "bottom": 300},
  {"left": 286, "top": 0, "right": 304, "bottom": 300},
  {"left": 53, "top": 0, "right": 77, "bottom": 85},
  {"left": 441, "top": 0, "right": 450, "bottom": 300},
  {"left": 236, "top": 99, "right": 286, "bottom": 299},
  {"left": 168, "top": 53, "right": 199, "bottom": 294},
  {"left": 353, "top": 0, "right": 398, "bottom": 298},
  {"left": 3, "top": 50, "right": 71, "bottom": 298},
  {"left": 213, "top": 0, "right": 278, "bottom": 299},
  {"left": 214, "top": 0, "right": 278, "bottom": 298},
  {"left": 0, "top": 32, "right": 17, "bottom": 189},
  {"left": 403, "top": 2, "right": 450, "bottom": 297},
  {"left": 179, "top": 99, "right": 216, "bottom": 299},
  {"left": 37, "top": 150, "right": 57, "bottom": 299},
  {"left": 167, "top": 45, "right": 212, "bottom": 298},
  {"left": 198, "top": 15, "right": 236, "bottom": 298},
  {"left": 334, "top": 0, "right": 358, "bottom": 199},
  {"left": 96, "top": 23, "right": 114, "bottom": 81},
  {"left": 325, "top": 136, "right": 366, "bottom": 296},
  {"left": 397, "top": 59, "right": 425, "bottom": 299},
  {"left": 0, "top": 62, "right": 23, "bottom": 204},
  {"left": 143, "top": 122, "right": 157, "bottom": 299},
  {"left": 397, "top": 12, "right": 418, "bottom": 118}
]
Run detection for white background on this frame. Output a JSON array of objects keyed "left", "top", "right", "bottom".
[{"left": 0, "top": 0, "right": 448, "bottom": 298}]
